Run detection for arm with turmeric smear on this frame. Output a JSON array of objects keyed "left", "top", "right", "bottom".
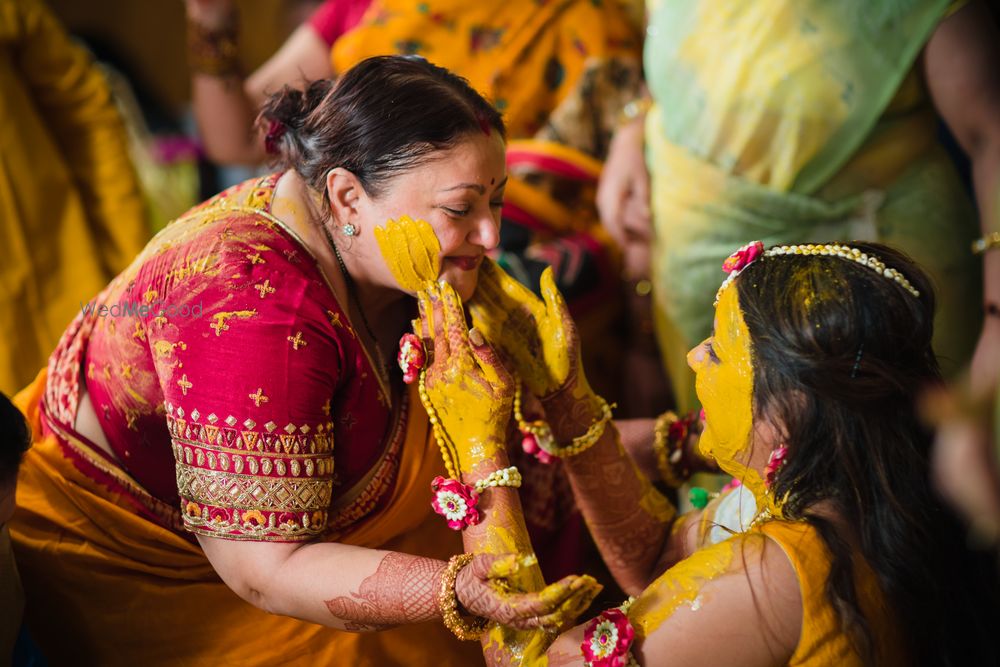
[
  {"left": 467, "top": 260, "right": 680, "bottom": 596},
  {"left": 382, "top": 217, "right": 601, "bottom": 664}
]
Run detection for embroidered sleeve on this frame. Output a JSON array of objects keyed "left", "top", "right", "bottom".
[{"left": 149, "top": 230, "right": 345, "bottom": 541}]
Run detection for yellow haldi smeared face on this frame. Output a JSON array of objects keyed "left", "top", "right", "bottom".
[{"left": 687, "top": 284, "right": 766, "bottom": 499}]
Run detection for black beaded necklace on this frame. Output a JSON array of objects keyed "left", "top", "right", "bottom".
[{"left": 320, "top": 223, "right": 391, "bottom": 385}]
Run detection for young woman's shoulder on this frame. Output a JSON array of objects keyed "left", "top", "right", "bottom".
[{"left": 631, "top": 527, "right": 802, "bottom": 666}]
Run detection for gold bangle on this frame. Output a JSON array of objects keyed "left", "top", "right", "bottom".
[
  {"left": 439, "top": 554, "right": 488, "bottom": 641},
  {"left": 972, "top": 232, "right": 1000, "bottom": 255},
  {"left": 187, "top": 16, "right": 240, "bottom": 77}
]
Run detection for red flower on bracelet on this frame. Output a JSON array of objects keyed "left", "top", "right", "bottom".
[
  {"left": 431, "top": 476, "right": 481, "bottom": 530},
  {"left": 582, "top": 607, "right": 636, "bottom": 667},
  {"left": 398, "top": 333, "right": 427, "bottom": 384},
  {"left": 520, "top": 420, "right": 556, "bottom": 464},
  {"left": 722, "top": 240, "right": 764, "bottom": 274}
]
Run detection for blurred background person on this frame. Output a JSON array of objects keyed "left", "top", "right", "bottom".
[
  {"left": 598, "top": 0, "right": 1000, "bottom": 414},
  {"left": 0, "top": 0, "right": 150, "bottom": 396}
]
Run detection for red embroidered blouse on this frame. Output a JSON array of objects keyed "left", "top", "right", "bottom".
[{"left": 45, "top": 174, "right": 403, "bottom": 541}]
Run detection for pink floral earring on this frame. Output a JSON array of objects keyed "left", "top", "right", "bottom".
[{"left": 764, "top": 445, "right": 788, "bottom": 488}]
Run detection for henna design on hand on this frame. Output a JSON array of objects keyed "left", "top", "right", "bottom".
[
  {"left": 324, "top": 553, "right": 447, "bottom": 631},
  {"left": 561, "top": 426, "right": 675, "bottom": 593}
]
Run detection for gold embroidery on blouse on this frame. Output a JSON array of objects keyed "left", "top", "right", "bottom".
[
  {"left": 249, "top": 387, "right": 269, "bottom": 407},
  {"left": 253, "top": 279, "right": 275, "bottom": 298},
  {"left": 177, "top": 374, "right": 193, "bottom": 395},
  {"left": 209, "top": 309, "right": 257, "bottom": 336},
  {"left": 287, "top": 331, "right": 307, "bottom": 350},
  {"left": 246, "top": 252, "right": 265, "bottom": 265},
  {"left": 169, "top": 398, "right": 336, "bottom": 541}
]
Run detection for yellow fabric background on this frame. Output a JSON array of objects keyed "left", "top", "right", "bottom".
[{"left": 0, "top": 0, "right": 148, "bottom": 395}]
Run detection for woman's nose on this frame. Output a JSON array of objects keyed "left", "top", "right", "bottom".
[
  {"left": 468, "top": 209, "right": 500, "bottom": 250},
  {"left": 687, "top": 342, "right": 707, "bottom": 371}
]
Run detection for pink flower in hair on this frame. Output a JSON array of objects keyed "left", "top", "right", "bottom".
[
  {"left": 764, "top": 445, "right": 788, "bottom": 488},
  {"left": 722, "top": 241, "right": 765, "bottom": 275},
  {"left": 264, "top": 119, "right": 286, "bottom": 155}
]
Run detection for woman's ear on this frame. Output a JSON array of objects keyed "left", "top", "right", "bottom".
[{"left": 325, "top": 167, "right": 364, "bottom": 230}]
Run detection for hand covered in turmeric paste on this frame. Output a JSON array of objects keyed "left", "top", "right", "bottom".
[
  {"left": 467, "top": 259, "right": 590, "bottom": 401},
  {"left": 374, "top": 214, "right": 442, "bottom": 293},
  {"left": 455, "top": 553, "right": 601, "bottom": 632},
  {"left": 417, "top": 280, "right": 515, "bottom": 469}
]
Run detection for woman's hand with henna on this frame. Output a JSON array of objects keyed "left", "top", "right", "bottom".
[
  {"left": 454, "top": 553, "right": 601, "bottom": 631},
  {"left": 417, "top": 280, "right": 515, "bottom": 467},
  {"left": 468, "top": 260, "right": 605, "bottom": 441},
  {"left": 467, "top": 260, "right": 576, "bottom": 398}
]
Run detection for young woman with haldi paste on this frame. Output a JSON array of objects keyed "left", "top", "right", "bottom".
[
  {"left": 411, "top": 238, "right": 1000, "bottom": 665},
  {"left": 7, "top": 55, "right": 601, "bottom": 665}
]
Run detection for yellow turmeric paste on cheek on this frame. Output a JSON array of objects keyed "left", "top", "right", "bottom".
[{"left": 694, "top": 285, "right": 767, "bottom": 501}]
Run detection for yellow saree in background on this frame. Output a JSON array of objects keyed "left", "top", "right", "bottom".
[
  {"left": 11, "top": 371, "right": 479, "bottom": 666},
  {"left": 644, "top": 0, "right": 980, "bottom": 410},
  {"left": 0, "top": 0, "right": 148, "bottom": 395}
]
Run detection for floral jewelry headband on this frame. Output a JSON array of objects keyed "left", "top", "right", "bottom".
[{"left": 714, "top": 241, "right": 921, "bottom": 305}]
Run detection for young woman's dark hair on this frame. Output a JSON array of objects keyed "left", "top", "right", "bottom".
[
  {"left": 0, "top": 391, "right": 30, "bottom": 484},
  {"left": 259, "top": 55, "right": 506, "bottom": 198},
  {"left": 735, "top": 241, "right": 1000, "bottom": 666}
]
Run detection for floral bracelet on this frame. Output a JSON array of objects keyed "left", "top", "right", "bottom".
[
  {"left": 431, "top": 467, "right": 522, "bottom": 530},
  {"left": 514, "top": 384, "right": 614, "bottom": 464},
  {"left": 582, "top": 597, "right": 638, "bottom": 667},
  {"left": 652, "top": 409, "right": 700, "bottom": 488}
]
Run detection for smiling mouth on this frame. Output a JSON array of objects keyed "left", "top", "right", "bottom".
[{"left": 445, "top": 255, "right": 483, "bottom": 271}]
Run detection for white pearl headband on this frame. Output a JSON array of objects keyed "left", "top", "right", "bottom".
[{"left": 714, "top": 242, "right": 921, "bottom": 306}]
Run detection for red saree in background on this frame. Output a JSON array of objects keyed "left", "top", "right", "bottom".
[{"left": 9, "top": 174, "right": 480, "bottom": 666}]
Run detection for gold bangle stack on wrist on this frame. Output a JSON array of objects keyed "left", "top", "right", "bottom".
[
  {"left": 972, "top": 232, "right": 1000, "bottom": 255},
  {"left": 187, "top": 16, "right": 240, "bottom": 77},
  {"left": 439, "top": 554, "right": 488, "bottom": 641}
]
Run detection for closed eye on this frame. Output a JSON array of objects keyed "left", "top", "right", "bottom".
[{"left": 706, "top": 341, "right": 721, "bottom": 363}]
